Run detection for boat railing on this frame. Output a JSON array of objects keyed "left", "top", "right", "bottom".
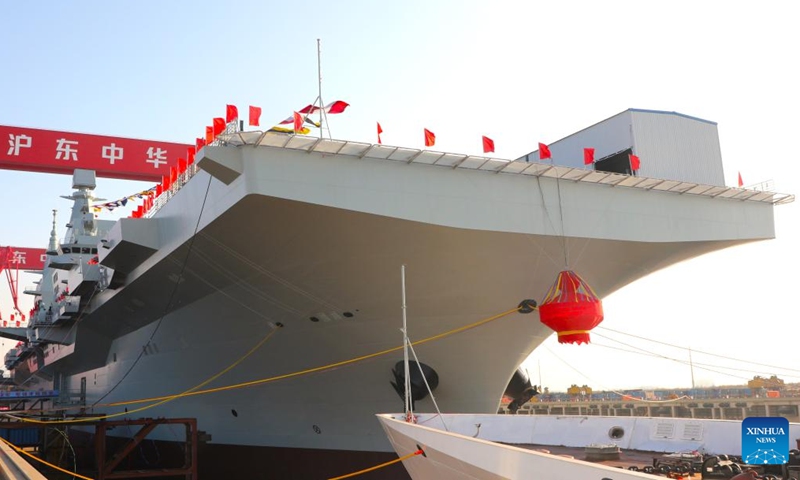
[
  {"left": 217, "top": 131, "right": 795, "bottom": 206},
  {"left": 143, "top": 164, "right": 199, "bottom": 218}
]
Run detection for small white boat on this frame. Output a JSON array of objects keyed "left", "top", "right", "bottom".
[{"left": 377, "top": 413, "right": 800, "bottom": 479}]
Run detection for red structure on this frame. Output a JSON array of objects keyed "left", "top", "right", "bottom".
[
  {"left": 1, "top": 124, "right": 190, "bottom": 182},
  {"left": 0, "top": 246, "right": 46, "bottom": 271},
  {"left": 1, "top": 246, "right": 45, "bottom": 326},
  {"left": 538, "top": 270, "right": 604, "bottom": 344}
]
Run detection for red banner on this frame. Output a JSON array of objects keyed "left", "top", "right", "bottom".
[
  {"left": 1, "top": 247, "right": 47, "bottom": 271},
  {"left": 1, "top": 125, "right": 191, "bottom": 182}
]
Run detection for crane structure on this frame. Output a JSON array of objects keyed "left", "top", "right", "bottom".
[{"left": 0, "top": 246, "right": 46, "bottom": 326}]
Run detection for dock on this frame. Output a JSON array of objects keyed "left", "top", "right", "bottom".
[{"left": 501, "top": 396, "right": 800, "bottom": 422}]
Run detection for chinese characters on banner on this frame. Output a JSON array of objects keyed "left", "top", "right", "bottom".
[
  {"left": 1, "top": 247, "right": 47, "bottom": 271},
  {"left": 1, "top": 125, "right": 191, "bottom": 182}
]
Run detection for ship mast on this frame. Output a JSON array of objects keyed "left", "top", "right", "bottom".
[{"left": 317, "top": 38, "right": 325, "bottom": 139}]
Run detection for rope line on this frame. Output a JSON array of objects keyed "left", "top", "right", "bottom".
[
  {"left": 543, "top": 344, "right": 692, "bottom": 404},
  {"left": 597, "top": 326, "right": 800, "bottom": 374},
  {"left": 327, "top": 449, "right": 424, "bottom": 480},
  {"left": 5, "top": 325, "right": 280, "bottom": 425},
  {"left": 553, "top": 166, "right": 569, "bottom": 268},
  {"left": 6, "top": 306, "right": 520, "bottom": 423},
  {"left": 0, "top": 436, "right": 94, "bottom": 480},
  {"left": 94, "top": 173, "right": 215, "bottom": 406},
  {"left": 107, "top": 306, "right": 522, "bottom": 406}
]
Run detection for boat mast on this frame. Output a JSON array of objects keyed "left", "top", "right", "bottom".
[{"left": 401, "top": 265, "right": 412, "bottom": 419}]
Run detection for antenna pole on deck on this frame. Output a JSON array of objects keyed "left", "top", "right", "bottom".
[{"left": 317, "top": 38, "right": 324, "bottom": 139}]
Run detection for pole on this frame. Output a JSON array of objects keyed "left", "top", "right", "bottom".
[
  {"left": 317, "top": 39, "right": 323, "bottom": 139},
  {"left": 689, "top": 346, "right": 696, "bottom": 390},
  {"left": 401, "top": 265, "right": 411, "bottom": 418},
  {"left": 538, "top": 360, "right": 542, "bottom": 391}
]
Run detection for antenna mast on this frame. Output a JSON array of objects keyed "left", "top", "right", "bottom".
[{"left": 315, "top": 39, "right": 331, "bottom": 139}]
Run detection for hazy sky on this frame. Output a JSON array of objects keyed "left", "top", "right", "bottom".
[{"left": 1, "top": 1, "right": 798, "bottom": 392}]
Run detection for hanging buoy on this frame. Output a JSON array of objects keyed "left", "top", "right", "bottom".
[{"left": 539, "top": 270, "right": 603, "bottom": 344}]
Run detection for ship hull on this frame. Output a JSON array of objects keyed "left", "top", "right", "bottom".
[{"left": 15, "top": 140, "right": 777, "bottom": 477}]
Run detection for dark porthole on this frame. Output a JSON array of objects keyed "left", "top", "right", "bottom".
[
  {"left": 312, "top": 425, "right": 322, "bottom": 434},
  {"left": 608, "top": 426, "right": 624, "bottom": 439},
  {"left": 310, "top": 317, "right": 320, "bottom": 323},
  {"left": 231, "top": 409, "right": 239, "bottom": 417},
  {"left": 343, "top": 312, "right": 354, "bottom": 318}
]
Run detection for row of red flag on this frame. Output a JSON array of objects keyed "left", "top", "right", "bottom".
[
  {"left": 196, "top": 101, "right": 352, "bottom": 151},
  {"left": 376, "top": 125, "right": 644, "bottom": 171},
  {"left": 127, "top": 102, "right": 748, "bottom": 220},
  {"left": 378, "top": 123, "right": 498, "bottom": 154},
  {"left": 206, "top": 105, "right": 749, "bottom": 187},
  {"left": 543, "top": 143, "right": 640, "bottom": 170},
  {"left": 223, "top": 101, "right": 351, "bottom": 134},
  {"left": 224, "top": 104, "right": 263, "bottom": 127}
]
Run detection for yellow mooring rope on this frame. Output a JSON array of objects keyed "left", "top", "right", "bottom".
[
  {"left": 328, "top": 449, "right": 424, "bottom": 480},
  {"left": 5, "top": 305, "right": 521, "bottom": 425},
  {"left": 0, "top": 304, "right": 522, "bottom": 478},
  {"left": 4, "top": 325, "right": 282, "bottom": 425},
  {"left": 0, "top": 436, "right": 94, "bottom": 480}
]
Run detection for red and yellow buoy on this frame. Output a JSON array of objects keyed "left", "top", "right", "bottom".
[{"left": 539, "top": 270, "right": 603, "bottom": 345}]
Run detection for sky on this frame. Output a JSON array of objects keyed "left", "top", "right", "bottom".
[{"left": 1, "top": 1, "right": 798, "bottom": 392}]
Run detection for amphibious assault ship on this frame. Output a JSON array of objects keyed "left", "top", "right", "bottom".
[{"left": 1, "top": 109, "right": 791, "bottom": 478}]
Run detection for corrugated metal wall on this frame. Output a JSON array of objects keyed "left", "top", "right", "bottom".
[
  {"left": 631, "top": 110, "right": 725, "bottom": 186},
  {"left": 518, "top": 109, "right": 726, "bottom": 187},
  {"left": 520, "top": 111, "right": 634, "bottom": 167},
  {"left": 0, "top": 427, "right": 41, "bottom": 446}
]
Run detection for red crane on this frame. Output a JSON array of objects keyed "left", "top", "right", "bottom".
[{"left": 0, "top": 246, "right": 46, "bottom": 327}]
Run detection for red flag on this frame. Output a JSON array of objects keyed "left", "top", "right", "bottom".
[
  {"left": 629, "top": 154, "right": 641, "bottom": 171},
  {"left": 738, "top": 171, "right": 743, "bottom": 187},
  {"left": 583, "top": 147, "right": 595, "bottom": 165},
  {"left": 249, "top": 105, "right": 262, "bottom": 126},
  {"left": 169, "top": 166, "right": 177, "bottom": 184},
  {"left": 293, "top": 112, "right": 303, "bottom": 133},
  {"left": 424, "top": 128, "right": 436, "bottom": 147},
  {"left": 377, "top": 122, "right": 383, "bottom": 144},
  {"left": 177, "top": 157, "right": 187, "bottom": 175},
  {"left": 482, "top": 136, "right": 495, "bottom": 153},
  {"left": 196, "top": 137, "right": 205, "bottom": 150},
  {"left": 205, "top": 126, "right": 213, "bottom": 144},
  {"left": 156, "top": 184, "right": 163, "bottom": 196},
  {"left": 538, "top": 142, "right": 551, "bottom": 160},
  {"left": 213, "top": 117, "right": 225, "bottom": 136},
  {"left": 161, "top": 175, "right": 170, "bottom": 191},
  {"left": 226, "top": 104, "right": 238, "bottom": 123},
  {"left": 325, "top": 100, "right": 349, "bottom": 114},
  {"left": 187, "top": 146, "right": 196, "bottom": 165},
  {"left": 299, "top": 100, "right": 350, "bottom": 115}
]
